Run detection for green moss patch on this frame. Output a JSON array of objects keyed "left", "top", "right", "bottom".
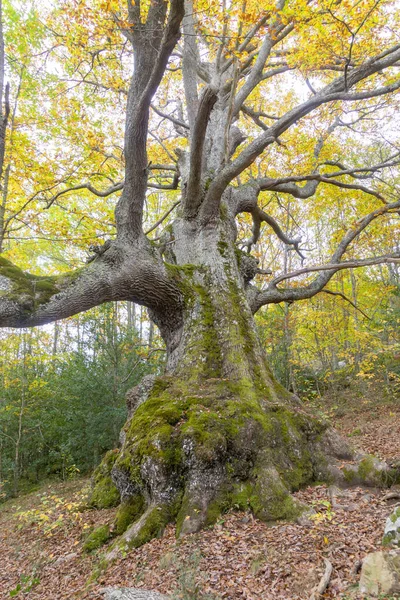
[
  {"left": 343, "top": 455, "right": 390, "bottom": 487},
  {"left": 89, "top": 449, "right": 120, "bottom": 509},
  {"left": 115, "top": 496, "right": 145, "bottom": 535},
  {"left": 109, "top": 375, "right": 325, "bottom": 540},
  {"left": 0, "top": 256, "right": 88, "bottom": 307},
  {"left": 83, "top": 524, "right": 111, "bottom": 553}
]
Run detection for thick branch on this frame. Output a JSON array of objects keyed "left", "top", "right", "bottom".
[
  {"left": 115, "top": 0, "right": 185, "bottom": 240},
  {"left": 183, "top": 86, "right": 218, "bottom": 218},
  {"left": 232, "top": 0, "right": 288, "bottom": 116},
  {"left": 140, "top": 0, "right": 185, "bottom": 110},
  {"left": 0, "top": 243, "right": 182, "bottom": 328},
  {"left": 259, "top": 178, "right": 320, "bottom": 200},
  {"left": 182, "top": 0, "right": 200, "bottom": 132}
]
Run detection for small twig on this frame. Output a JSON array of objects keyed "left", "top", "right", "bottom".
[
  {"left": 145, "top": 201, "right": 181, "bottom": 235},
  {"left": 310, "top": 558, "right": 333, "bottom": 600},
  {"left": 321, "top": 289, "right": 371, "bottom": 320},
  {"left": 383, "top": 491, "right": 400, "bottom": 501}
]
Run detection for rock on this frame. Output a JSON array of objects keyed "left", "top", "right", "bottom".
[
  {"left": 359, "top": 550, "right": 400, "bottom": 596},
  {"left": 341, "top": 503, "right": 359, "bottom": 512},
  {"left": 53, "top": 552, "right": 78, "bottom": 566},
  {"left": 296, "top": 508, "right": 316, "bottom": 527},
  {"left": 383, "top": 506, "right": 400, "bottom": 547},
  {"left": 328, "top": 485, "right": 359, "bottom": 512},
  {"left": 101, "top": 588, "right": 168, "bottom": 600}
]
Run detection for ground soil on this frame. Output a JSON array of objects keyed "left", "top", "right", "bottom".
[{"left": 1, "top": 380, "right": 399, "bottom": 600}]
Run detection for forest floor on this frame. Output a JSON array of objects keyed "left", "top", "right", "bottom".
[{"left": 1, "top": 380, "right": 399, "bottom": 600}]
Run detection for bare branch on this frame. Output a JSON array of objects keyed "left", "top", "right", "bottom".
[
  {"left": 321, "top": 289, "right": 371, "bottom": 320},
  {"left": 270, "top": 254, "right": 400, "bottom": 286},
  {"left": 240, "top": 205, "right": 304, "bottom": 258},
  {"left": 151, "top": 103, "right": 189, "bottom": 130},
  {"left": 145, "top": 200, "right": 181, "bottom": 235},
  {"left": 202, "top": 44, "right": 400, "bottom": 218},
  {"left": 45, "top": 181, "right": 124, "bottom": 208},
  {"left": 241, "top": 105, "right": 278, "bottom": 131},
  {"left": 251, "top": 254, "right": 400, "bottom": 312},
  {"left": 43, "top": 162, "right": 179, "bottom": 208},
  {"left": 251, "top": 198, "right": 400, "bottom": 312},
  {"left": 233, "top": 184, "right": 304, "bottom": 256},
  {"left": 258, "top": 175, "right": 386, "bottom": 202},
  {"left": 255, "top": 149, "right": 400, "bottom": 201},
  {"left": 148, "top": 170, "right": 180, "bottom": 190}
]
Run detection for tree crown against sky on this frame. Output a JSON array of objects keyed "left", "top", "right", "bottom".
[{"left": 0, "top": 0, "right": 398, "bottom": 313}]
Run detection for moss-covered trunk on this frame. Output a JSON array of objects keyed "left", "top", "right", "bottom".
[{"left": 89, "top": 215, "right": 385, "bottom": 552}]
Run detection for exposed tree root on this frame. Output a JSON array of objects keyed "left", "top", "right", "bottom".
[{"left": 88, "top": 373, "right": 400, "bottom": 556}]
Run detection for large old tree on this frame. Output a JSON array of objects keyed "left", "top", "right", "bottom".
[{"left": 1, "top": 0, "right": 400, "bottom": 546}]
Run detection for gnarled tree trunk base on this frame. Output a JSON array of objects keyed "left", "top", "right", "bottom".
[{"left": 88, "top": 374, "right": 398, "bottom": 555}]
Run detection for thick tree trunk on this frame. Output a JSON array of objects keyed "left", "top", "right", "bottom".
[{"left": 89, "top": 213, "right": 397, "bottom": 555}]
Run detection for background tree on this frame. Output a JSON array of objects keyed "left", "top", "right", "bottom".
[
  {"left": 0, "top": 0, "right": 400, "bottom": 546},
  {"left": 0, "top": 302, "right": 162, "bottom": 498}
]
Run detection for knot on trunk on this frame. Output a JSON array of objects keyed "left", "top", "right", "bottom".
[{"left": 238, "top": 252, "right": 259, "bottom": 282}]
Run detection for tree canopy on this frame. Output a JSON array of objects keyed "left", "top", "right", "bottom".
[{"left": 0, "top": 0, "right": 398, "bottom": 325}]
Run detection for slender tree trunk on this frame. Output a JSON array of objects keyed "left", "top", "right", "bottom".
[
  {"left": 14, "top": 330, "right": 28, "bottom": 495},
  {"left": 127, "top": 301, "right": 136, "bottom": 332},
  {"left": 148, "top": 318, "right": 154, "bottom": 349},
  {"left": 350, "top": 269, "right": 361, "bottom": 371},
  {"left": 52, "top": 321, "right": 59, "bottom": 356}
]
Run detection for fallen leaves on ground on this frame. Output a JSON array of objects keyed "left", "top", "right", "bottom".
[{"left": 0, "top": 394, "right": 399, "bottom": 600}]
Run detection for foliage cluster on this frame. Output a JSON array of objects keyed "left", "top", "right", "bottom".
[
  {"left": 257, "top": 269, "right": 400, "bottom": 400},
  {"left": 0, "top": 302, "right": 164, "bottom": 500}
]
